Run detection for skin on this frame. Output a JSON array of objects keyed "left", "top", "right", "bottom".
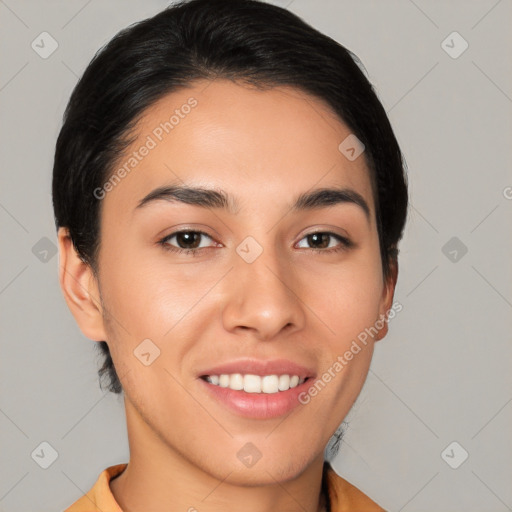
[{"left": 58, "top": 79, "right": 397, "bottom": 512}]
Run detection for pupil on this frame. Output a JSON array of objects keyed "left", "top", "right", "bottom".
[
  {"left": 309, "top": 233, "right": 328, "bottom": 249},
  {"left": 177, "top": 232, "right": 200, "bottom": 249}
]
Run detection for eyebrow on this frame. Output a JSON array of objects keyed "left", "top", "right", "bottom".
[{"left": 135, "top": 184, "right": 371, "bottom": 221}]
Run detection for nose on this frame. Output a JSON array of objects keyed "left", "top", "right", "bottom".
[{"left": 221, "top": 244, "right": 306, "bottom": 341}]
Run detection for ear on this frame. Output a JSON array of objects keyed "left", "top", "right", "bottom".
[
  {"left": 374, "top": 256, "right": 399, "bottom": 342},
  {"left": 57, "top": 227, "right": 107, "bottom": 342}
]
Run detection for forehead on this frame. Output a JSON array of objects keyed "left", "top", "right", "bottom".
[{"left": 101, "top": 79, "right": 375, "bottom": 220}]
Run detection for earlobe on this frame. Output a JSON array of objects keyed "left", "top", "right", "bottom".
[
  {"left": 57, "top": 227, "right": 107, "bottom": 342},
  {"left": 375, "top": 257, "right": 399, "bottom": 342}
]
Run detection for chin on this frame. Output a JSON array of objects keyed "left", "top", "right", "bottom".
[{"left": 203, "top": 449, "right": 318, "bottom": 487}]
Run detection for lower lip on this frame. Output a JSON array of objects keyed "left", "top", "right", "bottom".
[{"left": 199, "top": 378, "right": 312, "bottom": 419}]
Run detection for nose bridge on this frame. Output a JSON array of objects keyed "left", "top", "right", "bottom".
[{"left": 221, "top": 236, "right": 305, "bottom": 339}]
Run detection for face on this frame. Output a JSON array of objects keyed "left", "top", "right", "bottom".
[{"left": 69, "top": 79, "right": 395, "bottom": 484}]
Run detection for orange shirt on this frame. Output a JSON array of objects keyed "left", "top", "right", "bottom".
[{"left": 64, "top": 462, "right": 386, "bottom": 511}]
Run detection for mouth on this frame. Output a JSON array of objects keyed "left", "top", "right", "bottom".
[{"left": 197, "top": 359, "right": 315, "bottom": 419}]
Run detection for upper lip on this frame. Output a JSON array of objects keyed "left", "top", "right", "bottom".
[{"left": 198, "top": 359, "right": 316, "bottom": 379}]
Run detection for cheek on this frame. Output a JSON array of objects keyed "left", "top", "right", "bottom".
[
  {"left": 306, "top": 251, "right": 384, "bottom": 350},
  {"left": 299, "top": 264, "right": 382, "bottom": 426},
  {"left": 326, "top": 278, "right": 383, "bottom": 345},
  {"left": 98, "top": 241, "right": 199, "bottom": 334},
  {"left": 97, "top": 246, "right": 222, "bottom": 388}
]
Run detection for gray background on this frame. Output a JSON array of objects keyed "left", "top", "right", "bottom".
[{"left": 1, "top": 0, "right": 511, "bottom": 510}]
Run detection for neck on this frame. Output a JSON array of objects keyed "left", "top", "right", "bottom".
[{"left": 110, "top": 397, "right": 329, "bottom": 512}]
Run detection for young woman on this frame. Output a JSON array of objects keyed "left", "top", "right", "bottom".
[{"left": 53, "top": 0, "right": 408, "bottom": 510}]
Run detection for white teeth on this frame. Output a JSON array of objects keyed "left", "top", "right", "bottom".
[
  {"left": 230, "top": 373, "right": 244, "bottom": 391},
  {"left": 204, "top": 374, "right": 306, "bottom": 393},
  {"left": 244, "top": 374, "right": 261, "bottom": 393},
  {"left": 261, "top": 375, "right": 279, "bottom": 394},
  {"left": 278, "top": 374, "right": 290, "bottom": 391},
  {"left": 219, "top": 374, "right": 230, "bottom": 388}
]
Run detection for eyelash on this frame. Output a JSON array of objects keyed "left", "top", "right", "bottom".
[{"left": 158, "top": 230, "right": 353, "bottom": 256}]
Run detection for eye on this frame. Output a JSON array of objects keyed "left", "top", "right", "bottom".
[
  {"left": 159, "top": 230, "right": 217, "bottom": 255},
  {"left": 158, "top": 229, "right": 353, "bottom": 256},
  {"left": 296, "top": 232, "right": 353, "bottom": 253}
]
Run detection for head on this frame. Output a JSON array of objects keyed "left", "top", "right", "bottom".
[{"left": 53, "top": 0, "right": 407, "bottom": 484}]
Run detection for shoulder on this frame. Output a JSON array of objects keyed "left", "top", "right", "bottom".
[
  {"left": 63, "top": 463, "right": 127, "bottom": 512},
  {"left": 324, "top": 463, "right": 387, "bottom": 512}
]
